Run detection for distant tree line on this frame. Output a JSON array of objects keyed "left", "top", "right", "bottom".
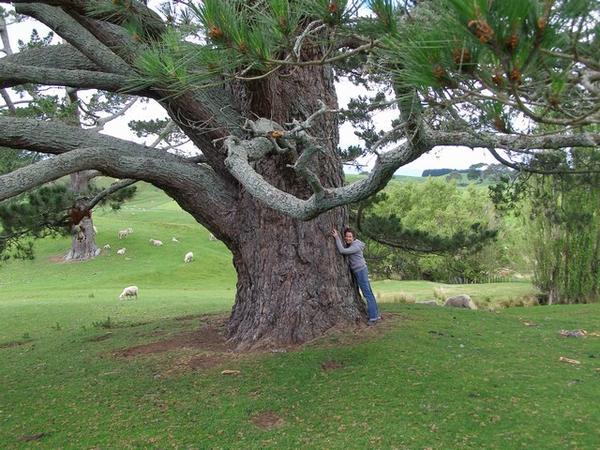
[{"left": 422, "top": 164, "right": 515, "bottom": 182}]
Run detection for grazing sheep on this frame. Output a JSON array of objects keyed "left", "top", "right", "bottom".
[
  {"left": 116, "top": 248, "right": 126, "bottom": 255},
  {"left": 126, "top": 227, "right": 133, "bottom": 234},
  {"left": 443, "top": 294, "right": 478, "bottom": 310},
  {"left": 119, "top": 285, "right": 138, "bottom": 300},
  {"left": 103, "top": 244, "right": 111, "bottom": 250},
  {"left": 118, "top": 229, "right": 129, "bottom": 239},
  {"left": 208, "top": 233, "right": 218, "bottom": 241},
  {"left": 172, "top": 237, "right": 179, "bottom": 243},
  {"left": 184, "top": 251, "right": 194, "bottom": 263},
  {"left": 149, "top": 239, "right": 163, "bottom": 246}
]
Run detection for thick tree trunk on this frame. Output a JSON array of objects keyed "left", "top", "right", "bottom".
[
  {"left": 65, "top": 215, "right": 100, "bottom": 261},
  {"left": 64, "top": 171, "right": 99, "bottom": 261},
  {"left": 227, "top": 200, "right": 366, "bottom": 349},
  {"left": 222, "top": 52, "right": 366, "bottom": 349}
]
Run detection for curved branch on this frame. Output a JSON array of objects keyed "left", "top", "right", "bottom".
[
  {"left": 0, "top": 144, "right": 237, "bottom": 235},
  {"left": 0, "top": 115, "right": 238, "bottom": 237},
  {"left": 0, "top": 147, "right": 121, "bottom": 201},
  {"left": 86, "top": 178, "right": 137, "bottom": 210},
  {"left": 91, "top": 97, "right": 138, "bottom": 131},
  {"left": 225, "top": 136, "right": 428, "bottom": 220}
]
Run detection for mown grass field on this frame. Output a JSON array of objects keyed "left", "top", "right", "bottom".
[{"left": 1, "top": 182, "right": 598, "bottom": 449}]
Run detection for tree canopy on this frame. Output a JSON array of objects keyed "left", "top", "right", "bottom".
[{"left": 0, "top": 0, "right": 597, "bottom": 217}]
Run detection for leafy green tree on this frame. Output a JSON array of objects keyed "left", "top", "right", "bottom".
[
  {"left": 0, "top": 0, "right": 597, "bottom": 348},
  {"left": 491, "top": 148, "right": 600, "bottom": 303},
  {"left": 352, "top": 179, "right": 501, "bottom": 281},
  {"left": 529, "top": 153, "right": 600, "bottom": 304}
]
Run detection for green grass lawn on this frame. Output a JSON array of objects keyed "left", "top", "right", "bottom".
[{"left": 1, "top": 182, "right": 598, "bottom": 449}]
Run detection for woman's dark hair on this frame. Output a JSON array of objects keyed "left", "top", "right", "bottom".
[{"left": 343, "top": 227, "right": 355, "bottom": 237}]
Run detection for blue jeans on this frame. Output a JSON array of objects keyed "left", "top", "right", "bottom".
[{"left": 354, "top": 267, "right": 380, "bottom": 321}]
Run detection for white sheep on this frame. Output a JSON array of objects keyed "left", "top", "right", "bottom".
[
  {"left": 184, "top": 251, "right": 194, "bottom": 263},
  {"left": 119, "top": 285, "right": 138, "bottom": 300},
  {"left": 103, "top": 244, "right": 111, "bottom": 250},
  {"left": 118, "top": 229, "right": 129, "bottom": 239},
  {"left": 149, "top": 239, "right": 163, "bottom": 246},
  {"left": 172, "top": 237, "right": 179, "bottom": 243},
  {"left": 126, "top": 227, "right": 133, "bottom": 234},
  {"left": 116, "top": 248, "right": 126, "bottom": 255}
]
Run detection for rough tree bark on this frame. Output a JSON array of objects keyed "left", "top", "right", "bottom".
[
  {"left": 223, "top": 61, "right": 366, "bottom": 349},
  {"left": 64, "top": 171, "right": 99, "bottom": 261}
]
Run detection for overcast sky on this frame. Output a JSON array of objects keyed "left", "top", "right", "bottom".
[{"left": 4, "top": 6, "right": 498, "bottom": 178}]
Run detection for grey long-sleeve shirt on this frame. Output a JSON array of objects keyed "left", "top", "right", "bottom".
[{"left": 334, "top": 236, "right": 367, "bottom": 273}]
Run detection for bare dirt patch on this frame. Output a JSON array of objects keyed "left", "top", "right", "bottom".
[
  {"left": 321, "top": 360, "right": 345, "bottom": 371},
  {"left": 114, "top": 315, "right": 231, "bottom": 358},
  {"left": 17, "top": 433, "right": 48, "bottom": 442},
  {"left": 303, "top": 312, "right": 405, "bottom": 349},
  {"left": 0, "top": 339, "right": 32, "bottom": 349},
  {"left": 174, "top": 314, "right": 204, "bottom": 321},
  {"left": 250, "top": 411, "right": 285, "bottom": 430},
  {"left": 48, "top": 254, "right": 87, "bottom": 264},
  {"left": 188, "top": 354, "right": 227, "bottom": 370},
  {"left": 48, "top": 254, "right": 67, "bottom": 263},
  {"left": 111, "top": 312, "right": 404, "bottom": 376},
  {"left": 85, "top": 332, "right": 112, "bottom": 342}
]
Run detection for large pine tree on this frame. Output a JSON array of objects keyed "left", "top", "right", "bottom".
[{"left": 0, "top": 0, "right": 598, "bottom": 349}]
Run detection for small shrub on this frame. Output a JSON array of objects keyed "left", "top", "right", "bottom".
[
  {"left": 521, "top": 295, "right": 540, "bottom": 307},
  {"left": 51, "top": 322, "right": 62, "bottom": 331},
  {"left": 21, "top": 332, "right": 31, "bottom": 340},
  {"left": 88, "top": 292, "right": 95, "bottom": 298},
  {"left": 497, "top": 296, "right": 539, "bottom": 309},
  {"left": 433, "top": 288, "right": 447, "bottom": 301},
  {"left": 378, "top": 291, "right": 416, "bottom": 304}
]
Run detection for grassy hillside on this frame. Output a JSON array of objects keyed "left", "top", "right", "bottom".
[{"left": 1, "top": 182, "right": 598, "bottom": 448}]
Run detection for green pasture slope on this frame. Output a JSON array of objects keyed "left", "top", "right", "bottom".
[{"left": 1, "top": 183, "right": 599, "bottom": 449}]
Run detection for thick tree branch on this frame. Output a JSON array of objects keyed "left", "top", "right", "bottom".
[
  {"left": 3, "top": 0, "right": 165, "bottom": 38},
  {"left": 0, "top": 116, "right": 151, "bottom": 155},
  {"left": 0, "top": 116, "right": 238, "bottom": 236},
  {"left": 14, "top": 3, "right": 132, "bottom": 75},
  {"left": 0, "top": 147, "right": 123, "bottom": 201},
  {"left": 0, "top": 60, "right": 133, "bottom": 92},
  {"left": 2, "top": 44, "right": 106, "bottom": 71},
  {"left": 0, "top": 146, "right": 237, "bottom": 237},
  {"left": 225, "top": 136, "right": 428, "bottom": 220}
]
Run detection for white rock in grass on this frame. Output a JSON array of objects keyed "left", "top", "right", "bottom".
[{"left": 444, "top": 294, "right": 477, "bottom": 310}]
